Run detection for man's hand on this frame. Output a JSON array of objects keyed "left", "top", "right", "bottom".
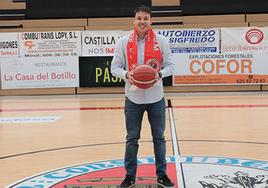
[
  {"left": 155, "top": 71, "right": 162, "bottom": 80},
  {"left": 126, "top": 70, "right": 134, "bottom": 84}
]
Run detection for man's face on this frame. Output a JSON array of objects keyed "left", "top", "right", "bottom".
[{"left": 134, "top": 11, "right": 152, "bottom": 36}]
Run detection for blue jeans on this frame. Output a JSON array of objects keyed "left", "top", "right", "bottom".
[{"left": 124, "top": 97, "right": 167, "bottom": 177}]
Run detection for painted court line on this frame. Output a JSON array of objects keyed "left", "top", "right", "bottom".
[
  {"left": 0, "top": 107, "right": 124, "bottom": 112},
  {"left": 0, "top": 104, "right": 268, "bottom": 112},
  {"left": 173, "top": 104, "right": 268, "bottom": 108}
]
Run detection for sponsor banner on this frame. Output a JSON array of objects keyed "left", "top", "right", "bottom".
[
  {"left": 19, "top": 31, "right": 81, "bottom": 57},
  {"left": 79, "top": 57, "right": 172, "bottom": 87},
  {"left": 79, "top": 56, "right": 125, "bottom": 87},
  {"left": 0, "top": 32, "right": 19, "bottom": 58},
  {"left": 157, "top": 28, "right": 220, "bottom": 53},
  {"left": 221, "top": 27, "right": 268, "bottom": 53},
  {"left": 173, "top": 52, "right": 268, "bottom": 85},
  {"left": 81, "top": 30, "right": 128, "bottom": 56},
  {"left": 0, "top": 56, "right": 79, "bottom": 89},
  {"left": 0, "top": 116, "right": 61, "bottom": 123}
]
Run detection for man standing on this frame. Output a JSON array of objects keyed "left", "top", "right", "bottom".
[{"left": 111, "top": 5, "right": 175, "bottom": 188}]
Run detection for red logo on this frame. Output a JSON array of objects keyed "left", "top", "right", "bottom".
[
  {"left": 245, "top": 29, "right": 264, "bottom": 44},
  {"left": 24, "top": 40, "right": 35, "bottom": 49}
]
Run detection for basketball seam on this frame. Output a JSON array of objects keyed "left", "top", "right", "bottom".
[{"left": 132, "top": 78, "right": 157, "bottom": 84}]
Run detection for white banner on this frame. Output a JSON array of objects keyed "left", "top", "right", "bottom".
[
  {"left": 0, "top": 32, "right": 19, "bottom": 58},
  {"left": 221, "top": 27, "right": 268, "bottom": 53},
  {"left": 173, "top": 52, "right": 268, "bottom": 85},
  {"left": 81, "top": 30, "right": 128, "bottom": 56},
  {"left": 157, "top": 28, "right": 220, "bottom": 53},
  {"left": 0, "top": 56, "right": 79, "bottom": 89},
  {"left": 19, "top": 31, "right": 81, "bottom": 57}
]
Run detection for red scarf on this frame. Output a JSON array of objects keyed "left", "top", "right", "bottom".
[{"left": 127, "top": 28, "right": 162, "bottom": 71}]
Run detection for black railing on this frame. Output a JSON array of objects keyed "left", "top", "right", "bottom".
[{"left": 0, "top": 9, "right": 25, "bottom": 20}]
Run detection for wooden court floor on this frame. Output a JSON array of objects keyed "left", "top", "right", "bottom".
[{"left": 0, "top": 92, "right": 268, "bottom": 187}]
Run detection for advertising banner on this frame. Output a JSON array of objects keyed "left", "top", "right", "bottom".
[
  {"left": 221, "top": 27, "right": 268, "bottom": 53},
  {"left": 0, "top": 56, "right": 79, "bottom": 89},
  {"left": 0, "top": 32, "right": 19, "bottom": 58},
  {"left": 81, "top": 30, "right": 128, "bottom": 56},
  {"left": 173, "top": 52, "right": 268, "bottom": 85},
  {"left": 157, "top": 28, "right": 220, "bottom": 53},
  {"left": 19, "top": 31, "right": 81, "bottom": 57},
  {"left": 79, "top": 56, "right": 125, "bottom": 87}
]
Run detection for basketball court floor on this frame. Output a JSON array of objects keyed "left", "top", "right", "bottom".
[{"left": 0, "top": 91, "right": 268, "bottom": 188}]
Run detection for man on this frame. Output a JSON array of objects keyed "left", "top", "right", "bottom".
[{"left": 111, "top": 5, "right": 175, "bottom": 188}]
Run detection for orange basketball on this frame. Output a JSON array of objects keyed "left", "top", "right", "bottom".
[{"left": 132, "top": 64, "right": 157, "bottom": 89}]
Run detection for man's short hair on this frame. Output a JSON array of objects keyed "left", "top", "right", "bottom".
[{"left": 134, "top": 5, "right": 152, "bottom": 16}]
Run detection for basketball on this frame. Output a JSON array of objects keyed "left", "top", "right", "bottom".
[{"left": 132, "top": 64, "right": 158, "bottom": 89}]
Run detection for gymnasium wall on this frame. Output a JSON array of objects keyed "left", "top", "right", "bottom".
[
  {"left": 181, "top": 0, "right": 268, "bottom": 15},
  {"left": 0, "top": 0, "right": 268, "bottom": 95},
  {"left": 26, "top": 0, "right": 151, "bottom": 19}
]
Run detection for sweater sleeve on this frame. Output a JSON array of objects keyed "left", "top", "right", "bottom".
[
  {"left": 111, "top": 37, "right": 128, "bottom": 81},
  {"left": 159, "top": 36, "right": 175, "bottom": 78}
]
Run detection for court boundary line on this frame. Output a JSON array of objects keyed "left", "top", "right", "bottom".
[
  {"left": 1, "top": 139, "right": 268, "bottom": 160},
  {"left": 167, "top": 99, "right": 186, "bottom": 188},
  {"left": 1, "top": 104, "right": 268, "bottom": 112}
]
